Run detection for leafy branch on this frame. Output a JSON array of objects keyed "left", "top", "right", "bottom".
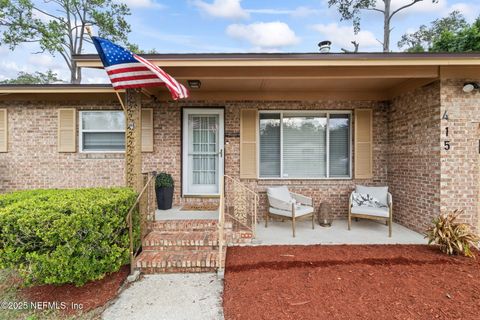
[{"left": 0, "top": 0, "right": 135, "bottom": 83}]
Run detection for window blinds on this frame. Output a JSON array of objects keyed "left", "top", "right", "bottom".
[
  {"left": 329, "top": 114, "right": 350, "bottom": 177},
  {"left": 282, "top": 114, "right": 327, "bottom": 178},
  {"left": 259, "top": 113, "right": 281, "bottom": 178}
]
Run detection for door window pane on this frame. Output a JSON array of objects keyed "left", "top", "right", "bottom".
[
  {"left": 193, "top": 155, "right": 217, "bottom": 185},
  {"left": 190, "top": 115, "right": 218, "bottom": 154},
  {"left": 259, "top": 113, "right": 281, "bottom": 178},
  {"left": 190, "top": 115, "right": 218, "bottom": 185}
]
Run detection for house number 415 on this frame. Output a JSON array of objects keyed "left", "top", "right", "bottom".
[{"left": 442, "top": 111, "right": 450, "bottom": 151}]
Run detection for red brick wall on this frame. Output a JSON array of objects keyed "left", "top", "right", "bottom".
[
  {"left": 440, "top": 79, "right": 480, "bottom": 231},
  {"left": 0, "top": 99, "right": 388, "bottom": 219},
  {"left": 223, "top": 101, "right": 389, "bottom": 219},
  {"left": 388, "top": 82, "right": 442, "bottom": 233},
  {"left": 2, "top": 86, "right": 478, "bottom": 234},
  {"left": 387, "top": 80, "right": 480, "bottom": 233},
  {"left": 0, "top": 100, "right": 124, "bottom": 191},
  {"left": 141, "top": 99, "right": 389, "bottom": 218}
]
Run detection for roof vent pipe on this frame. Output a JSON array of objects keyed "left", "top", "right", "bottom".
[{"left": 318, "top": 40, "right": 332, "bottom": 53}]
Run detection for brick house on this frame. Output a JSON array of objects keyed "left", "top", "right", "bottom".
[{"left": 0, "top": 53, "right": 479, "bottom": 271}]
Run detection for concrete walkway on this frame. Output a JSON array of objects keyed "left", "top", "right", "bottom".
[{"left": 102, "top": 274, "right": 224, "bottom": 320}]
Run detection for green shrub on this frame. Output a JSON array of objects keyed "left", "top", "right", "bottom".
[
  {"left": 0, "top": 189, "right": 48, "bottom": 208},
  {"left": 0, "top": 187, "right": 137, "bottom": 286},
  {"left": 155, "top": 172, "right": 174, "bottom": 188}
]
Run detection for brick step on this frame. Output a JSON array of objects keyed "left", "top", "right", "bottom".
[
  {"left": 142, "top": 230, "right": 219, "bottom": 251},
  {"left": 135, "top": 249, "right": 225, "bottom": 274},
  {"left": 147, "top": 219, "right": 219, "bottom": 232}
]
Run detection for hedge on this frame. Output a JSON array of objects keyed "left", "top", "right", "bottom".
[{"left": 0, "top": 188, "right": 137, "bottom": 286}]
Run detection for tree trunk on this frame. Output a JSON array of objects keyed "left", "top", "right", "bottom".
[
  {"left": 383, "top": 0, "right": 391, "bottom": 52},
  {"left": 70, "top": 67, "right": 77, "bottom": 84},
  {"left": 70, "top": 61, "right": 82, "bottom": 84},
  {"left": 76, "top": 67, "right": 82, "bottom": 84}
]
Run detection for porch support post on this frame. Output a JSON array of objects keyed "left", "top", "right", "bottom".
[{"left": 125, "top": 89, "right": 143, "bottom": 193}]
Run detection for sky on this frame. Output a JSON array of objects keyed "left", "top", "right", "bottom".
[{"left": 0, "top": 0, "right": 479, "bottom": 83}]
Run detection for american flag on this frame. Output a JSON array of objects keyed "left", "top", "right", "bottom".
[{"left": 92, "top": 36, "right": 189, "bottom": 100}]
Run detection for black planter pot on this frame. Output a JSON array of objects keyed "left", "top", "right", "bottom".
[{"left": 156, "top": 187, "right": 174, "bottom": 210}]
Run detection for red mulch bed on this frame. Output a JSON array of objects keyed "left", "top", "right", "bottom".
[
  {"left": 20, "top": 265, "right": 129, "bottom": 315},
  {"left": 223, "top": 245, "right": 480, "bottom": 320}
]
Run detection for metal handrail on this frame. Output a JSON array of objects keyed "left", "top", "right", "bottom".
[
  {"left": 224, "top": 175, "right": 257, "bottom": 196},
  {"left": 223, "top": 175, "right": 259, "bottom": 234},
  {"left": 217, "top": 176, "right": 225, "bottom": 272},
  {"left": 217, "top": 175, "right": 259, "bottom": 271},
  {"left": 126, "top": 171, "right": 156, "bottom": 275}
]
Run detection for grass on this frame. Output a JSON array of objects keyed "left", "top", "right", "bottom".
[{"left": 0, "top": 270, "right": 102, "bottom": 320}]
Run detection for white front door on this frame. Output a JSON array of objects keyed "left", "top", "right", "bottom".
[{"left": 182, "top": 109, "right": 224, "bottom": 196}]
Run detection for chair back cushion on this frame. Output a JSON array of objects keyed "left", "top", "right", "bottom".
[
  {"left": 355, "top": 185, "right": 388, "bottom": 206},
  {"left": 267, "top": 186, "right": 292, "bottom": 202},
  {"left": 267, "top": 186, "right": 293, "bottom": 211}
]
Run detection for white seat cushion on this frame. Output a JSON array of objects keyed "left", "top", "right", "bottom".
[
  {"left": 267, "top": 186, "right": 293, "bottom": 202},
  {"left": 269, "top": 205, "right": 314, "bottom": 217},
  {"left": 351, "top": 206, "right": 389, "bottom": 218},
  {"left": 356, "top": 185, "right": 388, "bottom": 206}
]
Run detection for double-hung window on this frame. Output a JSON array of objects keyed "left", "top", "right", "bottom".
[
  {"left": 80, "top": 111, "right": 125, "bottom": 152},
  {"left": 259, "top": 111, "right": 351, "bottom": 179}
]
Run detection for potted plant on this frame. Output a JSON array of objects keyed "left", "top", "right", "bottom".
[{"left": 155, "top": 172, "right": 174, "bottom": 210}]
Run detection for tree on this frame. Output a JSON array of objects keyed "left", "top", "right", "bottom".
[
  {"left": 0, "top": 70, "right": 62, "bottom": 84},
  {"left": 327, "top": 0, "right": 438, "bottom": 52},
  {"left": 398, "top": 11, "right": 468, "bottom": 52},
  {"left": 430, "top": 17, "right": 480, "bottom": 52},
  {"left": 341, "top": 41, "right": 360, "bottom": 53},
  {"left": 0, "top": 0, "right": 134, "bottom": 84}
]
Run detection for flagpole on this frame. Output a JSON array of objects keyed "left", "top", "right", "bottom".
[
  {"left": 116, "top": 91, "right": 127, "bottom": 112},
  {"left": 85, "top": 25, "right": 127, "bottom": 112}
]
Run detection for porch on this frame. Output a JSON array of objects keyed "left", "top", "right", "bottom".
[
  {"left": 109, "top": 57, "right": 479, "bottom": 275},
  {"left": 152, "top": 205, "right": 424, "bottom": 245},
  {"left": 134, "top": 210, "right": 424, "bottom": 274}
]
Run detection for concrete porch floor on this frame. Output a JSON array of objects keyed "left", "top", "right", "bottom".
[
  {"left": 253, "top": 219, "right": 425, "bottom": 245},
  {"left": 153, "top": 207, "right": 425, "bottom": 245},
  {"left": 155, "top": 206, "right": 218, "bottom": 220}
]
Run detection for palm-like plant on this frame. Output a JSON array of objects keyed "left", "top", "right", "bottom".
[{"left": 425, "top": 210, "right": 479, "bottom": 258}]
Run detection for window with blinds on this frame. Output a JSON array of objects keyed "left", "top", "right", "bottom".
[
  {"left": 259, "top": 113, "right": 281, "bottom": 178},
  {"left": 80, "top": 111, "right": 125, "bottom": 152},
  {"left": 259, "top": 111, "right": 351, "bottom": 179}
]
